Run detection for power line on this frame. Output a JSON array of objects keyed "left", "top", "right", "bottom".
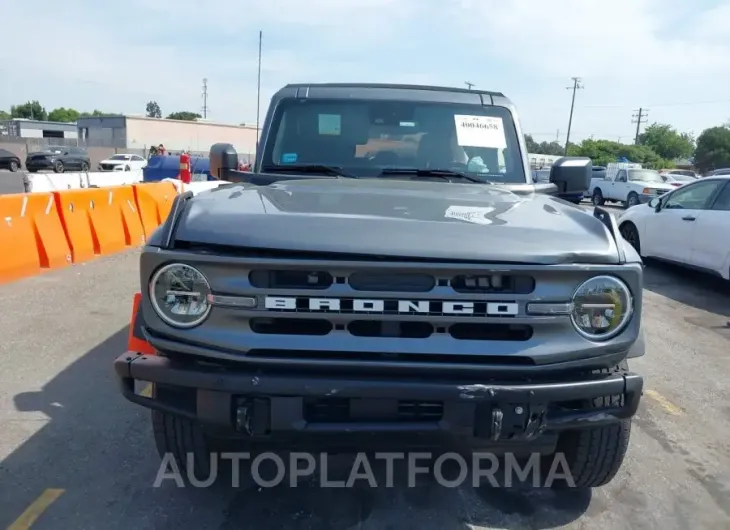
[
  {"left": 631, "top": 108, "right": 649, "bottom": 144},
  {"left": 564, "top": 77, "right": 584, "bottom": 154},
  {"left": 201, "top": 78, "right": 209, "bottom": 119}
]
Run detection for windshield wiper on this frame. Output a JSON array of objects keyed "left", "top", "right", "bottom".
[
  {"left": 377, "top": 168, "right": 485, "bottom": 184},
  {"left": 262, "top": 164, "right": 358, "bottom": 179}
]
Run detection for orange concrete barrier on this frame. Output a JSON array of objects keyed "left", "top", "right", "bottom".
[
  {"left": 133, "top": 182, "right": 179, "bottom": 239},
  {"left": 0, "top": 197, "right": 41, "bottom": 282},
  {"left": 0, "top": 192, "right": 73, "bottom": 283},
  {"left": 24, "top": 193, "right": 73, "bottom": 270},
  {"left": 54, "top": 189, "right": 100, "bottom": 263},
  {"left": 114, "top": 186, "right": 146, "bottom": 247}
]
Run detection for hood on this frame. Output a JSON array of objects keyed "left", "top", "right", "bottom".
[{"left": 170, "top": 178, "right": 620, "bottom": 265}]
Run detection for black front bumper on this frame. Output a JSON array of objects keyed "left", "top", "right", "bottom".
[{"left": 114, "top": 352, "right": 643, "bottom": 442}]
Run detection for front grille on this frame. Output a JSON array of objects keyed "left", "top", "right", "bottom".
[
  {"left": 181, "top": 255, "right": 583, "bottom": 368},
  {"left": 248, "top": 318, "right": 532, "bottom": 341},
  {"left": 100, "top": 163, "right": 117, "bottom": 171}
]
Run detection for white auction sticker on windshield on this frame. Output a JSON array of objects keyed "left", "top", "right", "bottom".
[{"left": 454, "top": 115, "right": 507, "bottom": 149}]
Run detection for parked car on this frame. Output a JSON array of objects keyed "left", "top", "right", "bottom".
[
  {"left": 619, "top": 175, "right": 730, "bottom": 279},
  {"left": 661, "top": 173, "right": 695, "bottom": 187},
  {"left": 0, "top": 148, "right": 22, "bottom": 172},
  {"left": 660, "top": 169, "right": 698, "bottom": 179},
  {"left": 704, "top": 168, "right": 730, "bottom": 177},
  {"left": 98, "top": 153, "right": 148, "bottom": 172},
  {"left": 589, "top": 163, "right": 674, "bottom": 208},
  {"left": 25, "top": 146, "right": 90, "bottom": 173}
]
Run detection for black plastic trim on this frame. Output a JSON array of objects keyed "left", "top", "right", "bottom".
[
  {"left": 593, "top": 206, "right": 626, "bottom": 264},
  {"left": 159, "top": 190, "right": 194, "bottom": 249}
]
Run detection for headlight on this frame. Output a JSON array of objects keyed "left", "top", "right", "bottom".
[
  {"left": 149, "top": 263, "right": 212, "bottom": 328},
  {"left": 571, "top": 276, "right": 632, "bottom": 340}
]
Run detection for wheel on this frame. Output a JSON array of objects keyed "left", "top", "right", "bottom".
[
  {"left": 152, "top": 410, "right": 215, "bottom": 482},
  {"left": 9, "top": 160, "right": 19, "bottom": 172},
  {"left": 125, "top": 165, "right": 131, "bottom": 171},
  {"left": 626, "top": 192, "right": 639, "bottom": 208},
  {"left": 545, "top": 364, "right": 632, "bottom": 489},
  {"left": 81, "top": 162, "right": 89, "bottom": 172},
  {"left": 619, "top": 222, "right": 641, "bottom": 254},
  {"left": 53, "top": 161, "right": 65, "bottom": 173},
  {"left": 592, "top": 189, "right": 604, "bottom": 206}
]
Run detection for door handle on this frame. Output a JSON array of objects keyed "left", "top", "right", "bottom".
[{"left": 682, "top": 216, "right": 696, "bottom": 221}]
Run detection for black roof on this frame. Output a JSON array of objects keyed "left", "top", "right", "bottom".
[{"left": 282, "top": 82, "right": 505, "bottom": 98}]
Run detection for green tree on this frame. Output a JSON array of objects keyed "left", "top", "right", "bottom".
[
  {"left": 10, "top": 100, "right": 47, "bottom": 120},
  {"left": 571, "top": 139, "right": 669, "bottom": 169},
  {"left": 536, "top": 140, "right": 564, "bottom": 156},
  {"left": 638, "top": 123, "right": 694, "bottom": 160},
  {"left": 166, "top": 111, "right": 202, "bottom": 121},
  {"left": 48, "top": 107, "right": 81, "bottom": 123},
  {"left": 694, "top": 126, "right": 730, "bottom": 173},
  {"left": 145, "top": 101, "right": 162, "bottom": 118},
  {"left": 524, "top": 134, "right": 539, "bottom": 152},
  {"left": 80, "top": 110, "right": 110, "bottom": 117},
  {"left": 0, "top": 110, "right": 10, "bottom": 120}
]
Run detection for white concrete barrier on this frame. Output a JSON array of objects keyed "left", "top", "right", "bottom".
[
  {"left": 27, "top": 170, "right": 144, "bottom": 192},
  {"left": 163, "top": 178, "right": 232, "bottom": 195}
]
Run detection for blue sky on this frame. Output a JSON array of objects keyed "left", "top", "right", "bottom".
[{"left": 1, "top": 0, "right": 729, "bottom": 144}]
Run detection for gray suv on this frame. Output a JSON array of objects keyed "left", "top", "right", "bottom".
[{"left": 114, "top": 83, "right": 645, "bottom": 489}]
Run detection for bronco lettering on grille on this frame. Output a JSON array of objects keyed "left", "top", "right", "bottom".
[{"left": 263, "top": 296, "right": 519, "bottom": 316}]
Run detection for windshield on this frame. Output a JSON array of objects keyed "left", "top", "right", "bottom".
[
  {"left": 628, "top": 169, "right": 664, "bottom": 183},
  {"left": 109, "top": 155, "right": 131, "bottom": 160},
  {"left": 262, "top": 98, "right": 527, "bottom": 184}
]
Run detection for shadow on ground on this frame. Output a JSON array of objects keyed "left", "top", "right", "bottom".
[
  {"left": 1, "top": 327, "right": 591, "bottom": 530},
  {"left": 643, "top": 260, "right": 730, "bottom": 318}
]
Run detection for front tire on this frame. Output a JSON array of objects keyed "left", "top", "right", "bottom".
[
  {"left": 619, "top": 222, "right": 641, "bottom": 254},
  {"left": 546, "top": 364, "right": 633, "bottom": 489},
  {"left": 152, "top": 410, "right": 214, "bottom": 482},
  {"left": 625, "top": 192, "right": 639, "bottom": 208},
  {"left": 592, "top": 189, "right": 605, "bottom": 206},
  {"left": 53, "top": 161, "right": 65, "bottom": 173},
  {"left": 9, "top": 160, "right": 19, "bottom": 172}
]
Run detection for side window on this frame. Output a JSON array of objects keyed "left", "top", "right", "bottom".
[
  {"left": 132, "top": 155, "right": 144, "bottom": 161},
  {"left": 664, "top": 180, "right": 724, "bottom": 210},
  {"left": 710, "top": 182, "right": 730, "bottom": 211},
  {"left": 616, "top": 170, "right": 627, "bottom": 182}
]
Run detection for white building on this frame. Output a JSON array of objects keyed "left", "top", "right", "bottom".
[{"left": 76, "top": 115, "right": 259, "bottom": 156}]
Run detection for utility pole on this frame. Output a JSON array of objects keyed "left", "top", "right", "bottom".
[
  {"left": 564, "top": 77, "right": 583, "bottom": 155},
  {"left": 632, "top": 108, "right": 648, "bottom": 144},
  {"left": 465, "top": 81, "right": 475, "bottom": 90},
  {"left": 555, "top": 129, "right": 560, "bottom": 142},
  {"left": 201, "top": 78, "right": 209, "bottom": 119},
  {"left": 256, "top": 30, "right": 263, "bottom": 146}
]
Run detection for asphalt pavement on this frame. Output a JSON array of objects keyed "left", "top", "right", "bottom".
[{"left": 1, "top": 204, "right": 729, "bottom": 529}]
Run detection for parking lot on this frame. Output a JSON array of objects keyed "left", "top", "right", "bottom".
[{"left": 1, "top": 202, "right": 729, "bottom": 529}]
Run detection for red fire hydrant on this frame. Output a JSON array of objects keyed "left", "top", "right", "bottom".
[{"left": 179, "top": 152, "right": 191, "bottom": 184}]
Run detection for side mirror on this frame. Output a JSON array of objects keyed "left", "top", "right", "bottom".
[
  {"left": 549, "top": 156, "right": 592, "bottom": 194},
  {"left": 649, "top": 197, "right": 661, "bottom": 211},
  {"left": 209, "top": 143, "right": 239, "bottom": 179}
]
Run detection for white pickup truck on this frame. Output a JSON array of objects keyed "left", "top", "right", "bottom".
[{"left": 588, "top": 163, "right": 675, "bottom": 208}]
